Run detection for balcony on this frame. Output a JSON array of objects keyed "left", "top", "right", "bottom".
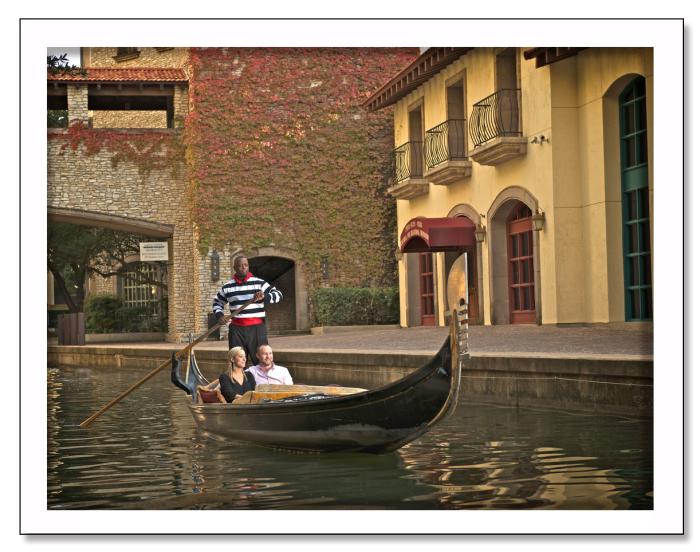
[
  {"left": 468, "top": 89, "right": 527, "bottom": 166},
  {"left": 424, "top": 119, "right": 472, "bottom": 185},
  {"left": 387, "top": 141, "right": 429, "bottom": 199}
]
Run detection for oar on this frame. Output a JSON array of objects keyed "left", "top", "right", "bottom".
[{"left": 79, "top": 296, "right": 259, "bottom": 428}]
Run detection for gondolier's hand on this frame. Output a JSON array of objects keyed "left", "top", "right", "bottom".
[{"left": 254, "top": 291, "right": 264, "bottom": 302}]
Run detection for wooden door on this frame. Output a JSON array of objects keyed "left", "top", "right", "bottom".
[
  {"left": 507, "top": 204, "right": 536, "bottom": 324},
  {"left": 419, "top": 252, "right": 435, "bottom": 326}
]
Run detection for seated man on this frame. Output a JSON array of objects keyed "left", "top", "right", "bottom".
[{"left": 246, "top": 344, "right": 293, "bottom": 385}]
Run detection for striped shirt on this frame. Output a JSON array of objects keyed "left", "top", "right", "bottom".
[{"left": 212, "top": 272, "right": 283, "bottom": 326}]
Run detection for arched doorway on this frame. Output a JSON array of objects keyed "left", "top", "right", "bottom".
[
  {"left": 247, "top": 256, "right": 296, "bottom": 333},
  {"left": 400, "top": 216, "right": 476, "bottom": 327},
  {"left": 487, "top": 187, "right": 542, "bottom": 325},
  {"left": 445, "top": 204, "right": 484, "bottom": 324},
  {"left": 506, "top": 203, "right": 536, "bottom": 324}
]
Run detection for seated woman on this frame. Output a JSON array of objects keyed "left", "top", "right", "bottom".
[
  {"left": 197, "top": 346, "right": 256, "bottom": 403},
  {"left": 217, "top": 346, "right": 256, "bottom": 402}
]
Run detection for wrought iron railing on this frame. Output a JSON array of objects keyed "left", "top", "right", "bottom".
[
  {"left": 425, "top": 119, "right": 468, "bottom": 169},
  {"left": 392, "top": 141, "right": 424, "bottom": 183},
  {"left": 468, "top": 89, "right": 522, "bottom": 147}
]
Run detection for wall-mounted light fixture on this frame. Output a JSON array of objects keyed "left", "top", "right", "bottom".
[
  {"left": 532, "top": 209, "right": 545, "bottom": 231},
  {"left": 210, "top": 250, "right": 220, "bottom": 281},
  {"left": 474, "top": 223, "right": 486, "bottom": 243},
  {"left": 530, "top": 135, "right": 550, "bottom": 145},
  {"left": 474, "top": 213, "right": 487, "bottom": 243}
]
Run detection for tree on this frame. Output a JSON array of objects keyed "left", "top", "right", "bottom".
[
  {"left": 47, "top": 222, "right": 165, "bottom": 313},
  {"left": 47, "top": 54, "right": 84, "bottom": 128},
  {"left": 47, "top": 53, "right": 86, "bottom": 76}
]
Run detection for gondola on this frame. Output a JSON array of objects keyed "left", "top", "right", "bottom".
[{"left": 171, "top": 308, "right": 466, "bottom": 453}]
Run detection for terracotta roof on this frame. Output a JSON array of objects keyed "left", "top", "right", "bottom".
[
  {"left": 364, "top": 47, "right": 472, "bottom": 111},
  {"left": 47, "top": 67, "right": 188, "bottom": 83}
]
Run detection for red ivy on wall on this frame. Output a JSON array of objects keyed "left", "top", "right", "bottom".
[
  {"left": 183, "top": 47, "right": 417, "bottom": 288},
  {"left": 49, "top": 121, "right": 184, "bottom": 178}
]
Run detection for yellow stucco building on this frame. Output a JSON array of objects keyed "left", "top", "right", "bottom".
[{"left": 366, "top": 47, "right": 653, "bottom": 327}]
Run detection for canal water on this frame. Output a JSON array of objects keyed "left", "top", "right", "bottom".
[{"left": 48, "top": 365, "right": 653, "bottom": 510}]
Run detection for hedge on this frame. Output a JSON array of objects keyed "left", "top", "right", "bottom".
[
  {"left": 311, "top": 287, "right": 399, "bottom": 327},
  {"left": 84, "top": 294, "right": 167, "bottom": 333}
]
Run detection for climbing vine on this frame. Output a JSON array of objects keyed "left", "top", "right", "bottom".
[
  {"left": 49, "top": 122, "right": 185, "bottom": 178},
  {"left": 183, "top": 47, "right": 416, "bottom": 289}
]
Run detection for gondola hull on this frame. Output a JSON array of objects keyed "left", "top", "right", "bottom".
[{"left": 173, "top": 315, "right": 463, "bottom": 453}]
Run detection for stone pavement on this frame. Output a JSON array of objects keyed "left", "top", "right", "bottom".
[
  {"left": 110, "top": 322, "right": 651, "bottom": 359},
  {"left": 269, "top": 323, "right": 654, "bottom": 357}
]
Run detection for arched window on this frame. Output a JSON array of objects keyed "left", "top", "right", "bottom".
[{"left": 620, "top": 77, "right": 652, "bottom": 320}]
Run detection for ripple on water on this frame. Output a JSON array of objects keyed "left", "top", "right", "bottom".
[{"left": 48, "top": 366, "right": 653, "bottom": 510}]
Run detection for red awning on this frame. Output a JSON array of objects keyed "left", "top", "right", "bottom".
[{"left": 400, "top": 217, "right": 475, "bottom": 253}]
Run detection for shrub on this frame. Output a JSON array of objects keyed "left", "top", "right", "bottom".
[
  {"left": 311, "top": 287, "right": 399, "bottom": 327},
  {"left": 84, "top": 294, "right": 167, "bottom": 333},
  {"left": 85, "top": 294, "right": 123, "bottom": 332}
]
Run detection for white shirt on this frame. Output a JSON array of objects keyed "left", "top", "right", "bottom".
[{"left": 246, "top": 363, "right": 293, "bottom": 385}]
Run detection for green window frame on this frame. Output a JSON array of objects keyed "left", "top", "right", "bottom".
[{"left": 619, "top": 77, "right": 652, "bottom": 321}]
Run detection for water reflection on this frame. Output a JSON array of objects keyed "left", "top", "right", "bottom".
[{"left": 47, "top": 366, "right": 652, "bottom": 510}]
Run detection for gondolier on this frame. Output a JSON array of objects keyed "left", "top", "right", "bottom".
[{"left": 213, "top": 255, "right": 283, "bottom": 363}]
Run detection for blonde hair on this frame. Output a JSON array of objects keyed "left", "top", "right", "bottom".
[{"left": 227, "top": 346, "right": 246, "bottom": 364}]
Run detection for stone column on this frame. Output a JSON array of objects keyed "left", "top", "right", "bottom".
[
  {"left": 67, "top": 84, "right": 89, "bottom": 125},
  {"left": 173, "top": 85, "right": 189, "bottom": 128}
]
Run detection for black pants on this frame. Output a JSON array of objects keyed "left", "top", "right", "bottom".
[{"left": 228, "top": 323, "right": 268, "bottom": 365}]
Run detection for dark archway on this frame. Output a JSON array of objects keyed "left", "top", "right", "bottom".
[{"left": 248, "top": 256, "right": 296, "bottom": 333}]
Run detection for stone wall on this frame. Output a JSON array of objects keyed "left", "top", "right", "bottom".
[
  {"left": 85, "top": 47, "right": 189, "bottom": 69},
  {"left": 47, "top": 129, "right": 196, "bottom": 341},
  {"left": 67, "top": 84, "right": 88, "bottom": 124},
  {"left": 91, "top": 110, "right": 167, "bottom": 129}
]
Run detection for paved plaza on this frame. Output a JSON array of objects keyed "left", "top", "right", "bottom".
[{"left": 81, "top": 322, "right": 653, "bottom": 359}]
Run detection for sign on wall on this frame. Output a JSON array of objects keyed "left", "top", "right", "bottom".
[{"left": 139, "top": 242, "right": 169, "bottom": 262}]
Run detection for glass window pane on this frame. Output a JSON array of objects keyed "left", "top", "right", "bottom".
[
  {"left": 521, "top": 260, "right": 529, "bottom": 284},
  {"left": 641, "top": 222, "right": 650, "bottom": 252},
  {"left": 631, "top": 290, "right": 640, "bottom": 319},
  {"left": 640, "top": 189, "right": 649, "bottom": 218},
  {"left": 521, "top": 232, "right": 529, "bottom": 256},
  {"left": 523, "top": 286, "right": 531, "bottom": 310},
  {"left": 628, "top": 224, "right": 639, "bottom": 253},
  {"left": 639, "top": 132, "right": 648, "bottom": 164},
  {"left": 511, "top": 235, "right": 519, "bottom": 258},
  {"left": 643, "top": 254, "right": 652, "bottom": 285},
  {"left": 513, "top": 288, "right": 520, "bottom": 310},
  {"left": 639, "top": 101, "right": 647, "bottom": 131},
  {"left": 512, "top": 261, "right": 519, "bottom": 283},
  {"left": 627, "top": 192, "right": 638, "bottom": 220},
  {"left": 635, "top": 78, "right": 646, "bottom": 97},
  {"left": 643, "top": 288, "right": 653, "bottom": 319},
  {"left": 625, "top": 137, "right": 636, "bottom": 167},
  {"left": 630, "top": 257, "right": 640, "bottom": 285},
  {"left": 623, "top": 104, "right": 635, "bottom": 133}
]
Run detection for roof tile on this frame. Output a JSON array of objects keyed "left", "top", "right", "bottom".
[{"left": 47, "top": 67, "right": 188, "bottom": 83}]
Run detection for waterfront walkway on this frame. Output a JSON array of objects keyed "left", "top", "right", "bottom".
[{"left": 74, "top": 322, "right": 653, "bottom": 360}]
